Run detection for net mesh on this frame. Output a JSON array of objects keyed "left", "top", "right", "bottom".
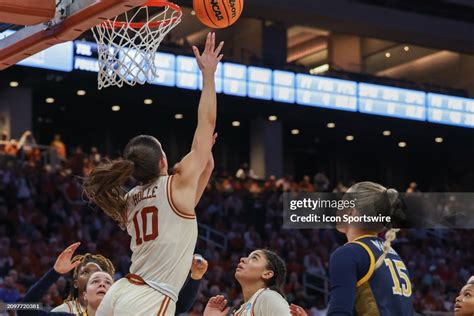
[{"left": 92, "top": 3, "right": 181, "bottom": 89}]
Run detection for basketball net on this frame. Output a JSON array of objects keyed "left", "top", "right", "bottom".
[{"left": 92, "top": 1, "right": 182, "bottom": 89}]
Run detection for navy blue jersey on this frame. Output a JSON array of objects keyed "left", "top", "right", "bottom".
[{"left": 328, "top": 234, "right": 413, "bottom": 316}]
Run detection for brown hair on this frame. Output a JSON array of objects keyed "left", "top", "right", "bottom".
[
  {"left": 345, "top": 181, "right": 400, "bottom": 269},
  {"left": 261, "top": 249, "right": 287, "bottom": 298},
  {"left": 65, "top": 253, "right": 115, "bottom": 302},
  {"left": 83, "top": 135, "right": 164, "bottom": 228}
]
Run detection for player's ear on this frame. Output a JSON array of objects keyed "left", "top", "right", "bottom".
[
  {"left": 348, "top": 207, "right": 358, "bottom": 216},
  {"left": 159, "top": 153, "right": 167, "bottom": 171},
  {"left": 261, "top": 270, "right": 274, "bottom": 281}
]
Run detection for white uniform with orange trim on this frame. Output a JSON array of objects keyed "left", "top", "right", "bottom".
[
  {"left": 96, "top": 175, "right": 197, "bottom": 316},
  {"left": 233, "top": 288, "right": 291, "bottom": 316}
]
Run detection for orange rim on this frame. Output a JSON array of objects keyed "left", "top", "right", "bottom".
[{"left": 101, "top": 1, "right": 182, "bottom": 29}]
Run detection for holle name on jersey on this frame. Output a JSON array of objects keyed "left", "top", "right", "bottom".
[{"left": 131, "top": 185, "right": 158, "bottom": 207}]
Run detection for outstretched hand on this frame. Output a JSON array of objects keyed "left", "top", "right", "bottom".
[
  {"left": 53, "top": 242, "right": 82, "bottom": 274},
  {"left": 190, "top": 254, "right": 209, "bottom": 280},
  {"left": 192, "top": 32, "right": 224, "bottom": 77},
  {"left": 290, "top": 304, "right": 308, "bottom": 316},
  {"left": 203, "top": 295, "right": 230, "bottom": 316}
]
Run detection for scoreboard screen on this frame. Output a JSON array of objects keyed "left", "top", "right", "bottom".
[
  {"left": 358, "top": 83, "right": 426, "bottom": 121},
  {"left": 296, "top": 75, "right": 357, "bottom": 111}
]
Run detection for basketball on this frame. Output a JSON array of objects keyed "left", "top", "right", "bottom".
[{"left": 193, "top": 0, "right": 243, "bottom": 29}]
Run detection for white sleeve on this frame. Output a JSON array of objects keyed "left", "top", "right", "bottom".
[
  {"left": 51, "top": 303, "right": 71, "bottom": 313},
  {"left": 255, "top": 290, "right": 291, "bottom": 316}
]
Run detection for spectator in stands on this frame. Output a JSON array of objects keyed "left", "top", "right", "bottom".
[
  {"left": 0, "top": 131, "right": 8, "bottom": 154},
  {"left": 89, "top": 147, "right": 101, "bottom": 165},
  {"left": 407, "top": 182, "right": 420, "bottom": 193},
  {"left": 299, "top": 175, "right": 314, "bottom": 192},
  {"left": 17, "top": 131, "right": 39, "bottom": 161},
  {"left": 276, "top": 175, "right": 293, "bottom": 192},
  {"left": 332, "top": 182, "right": 348, "bottom": 193},
  {"left": 0, "top": 238, "right": 14, "bottom": 277},
  {"left": 313, "top": 171, "right": 329, "bottom": 192},
  {"left": 0, "top": 276, "right": 21, "bottom": 303},
  {"left": 4, "top": 139, "right": 18, "bottom": 156},
  {"left": 236, "top": 163, "right": 257, "bottom": 179},
  {"left": 51, "top": 134, "right": 66, "bottom": 160}
]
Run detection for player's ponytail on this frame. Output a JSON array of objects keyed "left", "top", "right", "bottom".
[
  {"left": 262, "top": 249, "right": 287, "bottom": 299},
  {"left": 374, "top": 188, "right": 400, "bottom": 268},
  {"left": 83, "top": 159, "right": 134, "bottom": 229},
  {"left": 374, "top": 228, "right": 399, "bottom": 269},
  {"left": 84, "top": 135, "right": 163, "bottom": 228}
]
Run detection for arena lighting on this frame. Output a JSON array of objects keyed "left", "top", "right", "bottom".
[
  {"left": 190, "top": 10, "right": 196, "bottom": 15},
  {"left": 398, "top": 141, "right": 407, "bottom": 148},
  {"left": 144, "top": 99, "right": 153, "bottom": 105},
  {"left": 111, "top": 105, "right": 120, "bottom": 112},
  {"left": 175, "top": 113, "right": 183, "bottom": 119},
  {"left": 435, "top": 137, "right": 444, "bottom": 143},
  {"left": 404, "top": 46, "right": 410, "bottom": 52},
  {"left": 383, "top": 130, "right": 391, "bottom": 136},
  {"left": 327, "top": 122, "right": 336, "bottom": 128},
  {"left": 385, "top": 52, "right": 391, "bottom": 58},
  {"left": 268, "top": 115, "right": 278, "bottom": 121},
  {"left": 346, "top": 135, "right": 354, "bottom": 141},
  {"left": 76, "top": 90, "right": 86, "bottom": 96},
  {"left": 291, "top": 129, "right": 300, "bottom": 135},
  {"left": 232, "top": 121, "right": 240, "bottom": 127},
  {"left": 45, "top": 97, "right": 55, "bottom": 104},
  {"left": 309, "top": 64, "right": 329, "bottom": 75},
  {"left": 9, "top": 81, "right": 19, "bottom": 87}
]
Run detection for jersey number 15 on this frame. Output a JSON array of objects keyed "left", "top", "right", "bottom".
[
  {"left": 133, "top": 206, "right": 159, "bottom": 246},
  {"left": 384, "top": 258, "right": 412, "bottom": 297}
]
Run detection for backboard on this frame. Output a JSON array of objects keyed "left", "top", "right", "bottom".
[{"left": 0, "top": 0, "right": 148, "bottom": 70}]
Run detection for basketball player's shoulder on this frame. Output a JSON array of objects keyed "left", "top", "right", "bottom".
[
  {"left": 259, "top": 289, "right": 288, "bottom": 304},
  {"left": 51, "top": 302, "right": 76, "bottom": 313},
  {"left": 331, "top": 241, "right": 366, "bottom": 259},
  {"left": 165, "top": 174, "right": 196, "bottom": 220},
  {"left": 256, "top": 289, "right": 290, "bottom": 315}
]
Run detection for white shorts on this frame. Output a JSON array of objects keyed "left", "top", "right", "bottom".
[{"left": 96, "top": 277, "right": 175, "bottom": 316}]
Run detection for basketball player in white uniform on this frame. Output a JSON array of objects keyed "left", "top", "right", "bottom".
[
  {"left": 204, "top": 249, "right": 291, "bottom": 316},
  {"left": 84, "top": 32, "right": 224, "bottom": 316}
]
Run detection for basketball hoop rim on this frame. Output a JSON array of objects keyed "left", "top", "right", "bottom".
[{"left": 100, "top": 0, "right": 182, "bottom": 29}]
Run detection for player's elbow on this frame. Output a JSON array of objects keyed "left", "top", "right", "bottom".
[
  {"left": 205, "top": 159, "right": 214, "bottom": 173},
  {"left": 198, "top": 111, "right": 216, "bottom": 127}
]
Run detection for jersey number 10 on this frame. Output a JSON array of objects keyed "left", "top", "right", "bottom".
[
  {"left": 133, "top": 206, "right": 159, "bottom": 246},
  {"left": 384, "top": 258, "right": 412, "bottom": 297}
]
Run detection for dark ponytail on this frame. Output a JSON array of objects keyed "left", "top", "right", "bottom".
[
  {"left": 84, "top": 135, "right": 164, "bottom": 228},
  {"left": 83, "top": 159, "right": 133, "bottom": 229},
  {"left": 261, "top": 249, "right": 287, "bottom": 299}
]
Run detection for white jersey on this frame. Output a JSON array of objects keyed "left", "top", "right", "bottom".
[
  {"left": 51, "top": 301, "right": 84, "bottom": 315},
  {"left": 125, "top": 175, "right": 197, "bottom": 302},
  {"left": 234, "top": 288, "right": 290, "bottom": 316}
]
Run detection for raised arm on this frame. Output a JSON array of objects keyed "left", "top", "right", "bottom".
[
  {"left": 18, "top": 243, "right": 81, "bottom": 316},
  {"left": 172, "top": 32, "right": 224, "bottom": 215},
  {"left": 175, "top": 254, "right": 209, "bottom": 314},
  {"left": 194, "top": 133, "right": 217, "bottom": 206}
]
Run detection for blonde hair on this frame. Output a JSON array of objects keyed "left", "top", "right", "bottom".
[{"left": 345, "top": 181, "right": 400, "bottom": 269}]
